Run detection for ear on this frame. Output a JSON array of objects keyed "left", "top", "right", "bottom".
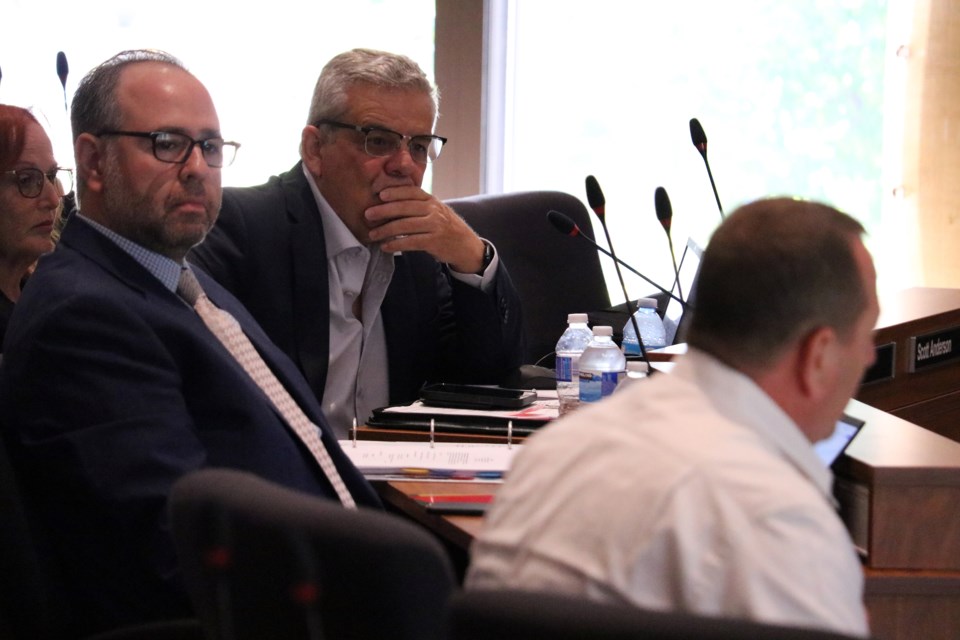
[
  {"left": 796, "top": 326, "right": 840, "bottom": 401},
  {"left": 300, "top": 125, "right": 324, "bottom": 178},
  {"left": 74, "top": 133, "right": 107, "bottom": 195}
]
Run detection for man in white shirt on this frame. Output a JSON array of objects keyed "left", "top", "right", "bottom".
[
  {"left": 467, "top": 198, "right": 877, "bottom": 637},
  {"left": 191, "top": 49, "right": 524, "bottom": 436}
]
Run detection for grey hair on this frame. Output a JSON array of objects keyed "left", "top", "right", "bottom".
[{"left": 305, "top": 48, "right": 439, "bottom": 132}]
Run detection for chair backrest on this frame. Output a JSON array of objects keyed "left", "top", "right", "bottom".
[
  {"left": 447, "top": 191, "right": 611, "bottom": 366},
  {"left": 169, "top": 468, "right": 457, "bottom": 640},
  {"left": 1, "top": 431, "right": 203, "bottom": 640},
  {"left": 448, "top": 589, "right": 872, "bottom": 640},
  {"left": 0, "top": 432, "right": 65, "bottom": 639}
]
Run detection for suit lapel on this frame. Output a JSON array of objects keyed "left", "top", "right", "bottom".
[{"left": 282, "top": 167, "right": 331, "bottom": 402}]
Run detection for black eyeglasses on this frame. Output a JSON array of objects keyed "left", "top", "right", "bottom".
[
  {"left": 1, "top": 167, "right": 73, "bottom": 198},
  {"left": 96, "top": 130, "right": 240, "bottom": 168},
  {"left": 316, "top": 120, "right": 447, "bottom": 164}
]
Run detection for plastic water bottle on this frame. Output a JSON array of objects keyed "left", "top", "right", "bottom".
[
  {"left": 622, "top": 298, "right": 667, "bottom": 354},
  {"left": 555, "top": 313, "right": 593, "bottom": 416},
  {"left": 617, "top": 361, "right": 650, "bottom": 392},
  {"left": 578, "top": 326, "right": 626, "bottom": 404}
]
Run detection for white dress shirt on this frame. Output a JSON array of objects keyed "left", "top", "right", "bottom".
[
  {"left": 467, "top": 348, "right": 869, "bottom": 637},
  {"left": 303, "top": 167, "right": 499, "bottom": 436}
]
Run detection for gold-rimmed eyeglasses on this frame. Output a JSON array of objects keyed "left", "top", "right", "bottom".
[{"left": 1, "top": 167, "right": 74, "bottom": 198}]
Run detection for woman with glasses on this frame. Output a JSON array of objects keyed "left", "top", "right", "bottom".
[{"left": 0, "top": 104, "right": 71, "bottom": 345}]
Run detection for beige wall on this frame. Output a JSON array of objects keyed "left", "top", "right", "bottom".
[
  {"left": 907, "top": 0, "right": 960, "bottom": 287},
  {"left": 433, "top": 0, "right": 485, "bottom": 200}
]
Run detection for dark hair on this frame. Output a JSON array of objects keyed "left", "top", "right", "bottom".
[
  {"left": 0, "top": 104, "right": 41, "bottom": 171},
  {"left": 70, "top": 49, "right": 186, "bottom": 142},
  {"left": 686, "top": 198, "right": 868, "bottom": 369}
]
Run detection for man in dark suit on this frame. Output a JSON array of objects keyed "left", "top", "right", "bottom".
[
  {"left": 0, "top": 50, "right": 379, "bottom": 637},
  {"left": 190, "top": 49, "right": 524, "bottom": 437}
]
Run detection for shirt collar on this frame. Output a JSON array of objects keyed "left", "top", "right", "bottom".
[
  {"left": 673, "top": 348, "right": 836, "bottom": 501},
  {"left": 302, "top": 164, "right": 370, "bottom": 261},
  {"left": 78, "top": 214, "right": 183, "bottom": 292}
]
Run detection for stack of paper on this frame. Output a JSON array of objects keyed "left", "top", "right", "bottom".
[
  {"left": 366, "top": 391, "right": 558, "bottom": 436},
  {"left": 338, "top": 440, "right": 520, "bottom": 480}
]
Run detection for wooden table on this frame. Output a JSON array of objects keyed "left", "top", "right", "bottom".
[
  {"left": 375, "top": 480, "right": 494, "bottom": 551},
  {"left": 856, "top": 287, "right": 960, "bottom": 442}
]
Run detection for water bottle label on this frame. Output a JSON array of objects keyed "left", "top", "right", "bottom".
[
  {"left": 556, "top": 355, "right": 573, "bottom": 383},
  {"left": 579, "top": 370, "right": 621, "bottom": 403},
  {"left": 600, "top": 370, "right": 621, "bottom": 397},
  {"left": 623, "top": 340, "right": 641, "bottom": 356}
]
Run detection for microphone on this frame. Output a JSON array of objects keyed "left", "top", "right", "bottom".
[
  {"left": 583, "top": 177, "right": 652, "bottom": 369},
  {"left": 54, "top": 51, "right": 79, "bottom": 221},
  {"left": 585, "top": 175, "right": 606, "bottom": 220},
  {"left": 689, "top": 117, "right": 724, "bottom": 219},
  {"left": 547, "top": 210, "right": 687, "bottom": 308},
  {"left": 586, "top": 175, "right": 640, "bottom": 308},
  {"left": 654, "top": 187, "right": 684, "bottom": 305},
  {"left": 584, "top": 176, "right": 647, "bottom": 348},
  {"left": 56, "top": 51, "right": 69, "bottom": 112}
]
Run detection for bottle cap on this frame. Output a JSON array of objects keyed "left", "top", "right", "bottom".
[
  {"left": 592, "top": 326, "right": 613, "bottom": 337},
  {"left": 567, "top": 313, "right": 589, "bottom": 324},
  {"left": 627, "top": 361, "right": 649, "bottom": 374},
  {"left": 636, "top": 297, "right": 658, "bottom": 310}
]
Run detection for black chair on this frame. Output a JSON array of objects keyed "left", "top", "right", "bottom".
[
  {"left": 0, "top": 431, "right": 202, "bottom": 640},
  {"left": 448, "top": 589, "right": 873, "bottom": 640},
  {"left": 169, "top": 468, "right": 457, "bottom": 640},
  {"left": 0, "top": 430, "right": 62, "bottom": 639},
  {"left": 447, "top": 191, "right": 613, "bottom": 366}
]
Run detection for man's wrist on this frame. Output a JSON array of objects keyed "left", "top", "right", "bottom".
[{"left": 477, "top": 240, "right": 495, "bottom": 275}]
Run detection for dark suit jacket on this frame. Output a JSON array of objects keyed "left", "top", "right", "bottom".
[
  {"left": 189, "top": 163, "right": 524, "bottom": 408},
  {"left": 0, "top": 216, "right": 380, "bottom": 637}
]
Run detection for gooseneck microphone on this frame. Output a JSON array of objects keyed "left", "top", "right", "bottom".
[
  {"left": 586, "top": 175, "right": 634, "bottom": 309},
  {"left": 654, "top": 187, "right": 684, "bottom": 305},
  {"left": 689, "top": 118, "right": 724, "bottom": 219},
  {"left": 54, "top": 51, "right": 79, "bottom": 222},
  {"left": 582, "top": 176, "right": 652, "bottom": 369},
  {"left": 585, "top": 175, "right": 612, "bottom": 249},
  {"left": 584, "top": 177, "right": 647, "bottom": 352},
  {"left": 56, "top": 52, "right": 69, "bottom": 112},
  {"left": 546, "top": 210, "right": 688, "bottom": 309}
]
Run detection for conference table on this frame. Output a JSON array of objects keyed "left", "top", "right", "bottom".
[
  {"left": 370, "top": 398, "right": 960, "bottom": 640},
  {"left": 375, "top": 479, "right": 491, "bottom": 552}
]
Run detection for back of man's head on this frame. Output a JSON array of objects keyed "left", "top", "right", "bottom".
[
  {"left": 305, "top": 48, "right": 438, "bottom": 126},
  {"left": 686, "top": 198, "right": 867, "bottom": 372}
]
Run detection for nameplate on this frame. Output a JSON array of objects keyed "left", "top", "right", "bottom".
[
  {"left": 861, "top": 342, "right": 896, "bottom": 385},
  {"left": 908, "top": 326, "right": 960, "bottom": 372}
]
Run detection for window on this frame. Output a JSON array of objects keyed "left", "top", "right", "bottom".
[
  {"left": 490, "top": 0, "right": 910, "bottom": 299},
  {"left": 0, "top": 0, "right": 436, "bottom": 188}
]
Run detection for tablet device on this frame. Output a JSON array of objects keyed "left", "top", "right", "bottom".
[
  {"left": 412, "top": 493, "right": 493, "bottom": 515},
  {"left": 814, "top": 413, "right": 865, "bottom": 469},
  {"left": 662, "top": 237, "right": 704, "bottom": 345},
  {"left": 420, "top": 383, "right": 537, "bottom": 410}
]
